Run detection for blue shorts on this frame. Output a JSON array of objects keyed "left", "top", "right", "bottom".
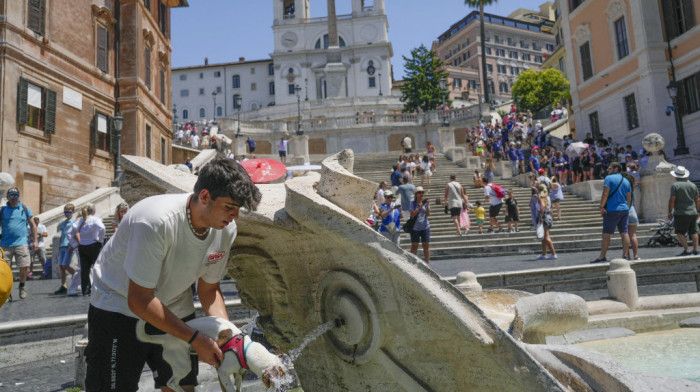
[
  {"left": 410, "top": 228, "right": 430, "bottom": 243},
  {"left": 58, "top": 246, "right": 74, "bottom": 266},
  {"left": 279, "top": 151, "right": 287, "bottom": 157},
  {"left": 603, "top": 210, "right": 629, "bottom": 234}
]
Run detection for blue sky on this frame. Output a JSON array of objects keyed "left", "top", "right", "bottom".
[{"left": 171, "top": 1, "right": 546, "bottom": 79}]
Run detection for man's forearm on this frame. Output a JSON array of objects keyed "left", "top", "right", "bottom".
[
  {"left": 198, "top": 281, "right": 228, "bottom": 320},
  {"left": 128, "top": 282, "right": 194, "bottom": 342}
]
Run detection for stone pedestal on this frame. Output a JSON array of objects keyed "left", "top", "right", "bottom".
[
  {"left": 607, "top": 259, "right": 638, "bottom": 310},
  {"left": 565, "top": 180, "right": 604, "bottom": 201},
  {"left": 444, "top": 147, "right": 465, "bottom": 162},
  {"left": 290, "top": 135, "right": 310, "bottom": 165},
  {"left": 494, "top": 161, "right": 512, "bottom": 179},
  {"left": 464, "top": 156, "right": 481, "bottom": 170},
  {"left": 437, "top": 128, "right": 455, "bottom": 153},
  {"left": 455, "top": 271, "right": 482, "bottom": 295},
  {"left": 640, "top": 154, "right": 676, "bottom": 223},
  {"left": 323, "top": 59, "right": 348, "bottom": 99},
  {"left": 231, "top": 136, "right": 248, "bottom": 158}
]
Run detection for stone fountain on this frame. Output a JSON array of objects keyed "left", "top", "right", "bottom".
[{"left": 119, "top": 150, "right": 700, "bottom": 392}]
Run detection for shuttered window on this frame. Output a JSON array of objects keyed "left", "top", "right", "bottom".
[
  {"left": 27, "top": 0, "right": 46, "bottom": 35},
  {"left": 93, "top": 112, "right": 111, "bottom": 151},
  {"left": 16, "top": 77, "right": 55, "bottom": 133},
  {"left": 144, "top": 47, "right": 151, "bottom": 89},
  {"left": 580, "top": 42, "right": 593, "bottom": 81},
  {"left": 97, "top": 26, "right": 109, "bottom": 73},
  {"left": 662, "top": 0, "right": 696, "bottom": 40},
  {"left": 160, "top": 69, "right": 166, "bottom": 104}
]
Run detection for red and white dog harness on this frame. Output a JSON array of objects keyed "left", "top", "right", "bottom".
[{"left": 220, "top": 333, "right": 250, "bottom": 369}]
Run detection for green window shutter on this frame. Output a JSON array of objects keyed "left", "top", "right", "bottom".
[
  {"left": 28, "top": 0, "right": 42, "bottom": 34},
  {"left": 662, "top": 0, "right": 678, "bottom": 40},
  {"left": 45, "top": 89, "right": 56, "bottom": 133},
  {"left": 39, "top": 0, "right": 46, "bottom": 35},
  {"left": 91, "top": 112, "right": 98, "bottom": 149},
  {"left": 17, "top": 77, "right": 28, "bottom": 125},
  {"left": 682, "top": 0, "right": 696, "bottom": 33},
  {"left": 97, "top": 27, "right": 109, "bottom": 73}
]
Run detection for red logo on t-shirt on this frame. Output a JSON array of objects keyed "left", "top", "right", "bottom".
[{"left": 207, "top": 251, "right": 225, "bottom": 263}]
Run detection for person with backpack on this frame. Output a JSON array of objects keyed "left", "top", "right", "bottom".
[
  {"left": 0, "top": 188, "right": 37, "bottom": 299},
  {"left": 483, "top": 178, "right": 505, "bottom": 233}
]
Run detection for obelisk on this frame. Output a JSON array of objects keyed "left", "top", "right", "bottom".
[{"left": 323, "top": 0, "right": 348, "bottom": 98}]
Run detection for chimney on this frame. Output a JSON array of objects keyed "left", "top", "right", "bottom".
[
  {"left": 204, "top": 57, "right": 209, "bottom": 65},
  {"left": 239, "top": 57, "right": 245, "bottom": 62}
]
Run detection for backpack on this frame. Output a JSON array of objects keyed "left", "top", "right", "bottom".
[{"left": 491, "top": 184, "right": 506, "bottom": 199}]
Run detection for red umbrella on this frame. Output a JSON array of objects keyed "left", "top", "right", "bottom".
[{"left": 239, "top": 159, "right": 287, "bottom": 183}]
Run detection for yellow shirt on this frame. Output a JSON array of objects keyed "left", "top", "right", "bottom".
[{"left": 475, "top": 207, "right": 485, "bottom": 220}]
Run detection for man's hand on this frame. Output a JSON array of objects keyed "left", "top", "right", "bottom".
[
  {"left": 600, "top": 207, "right": 607, "bottom": 216},
  {"left": 191, "top": 332, "right": 222, "bottom": 368}
]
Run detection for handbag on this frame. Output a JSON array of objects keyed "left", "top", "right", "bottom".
[
  {"left": 536, "top": 223, "right": 545, "bottom": 240},
  {"left": 385, "top": 221, "right": 399, "bottom": 236},
  {"left": 403, "top": 215, "right": 417, "bottom": 234}
]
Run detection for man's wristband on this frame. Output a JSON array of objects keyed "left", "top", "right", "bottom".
[{"left": 188, "top": 330, "right": 199, "bottom": 344}]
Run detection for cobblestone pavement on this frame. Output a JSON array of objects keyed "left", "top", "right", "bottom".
[{"left": 0, "top": 246, "right": 689, "bottom": 391}]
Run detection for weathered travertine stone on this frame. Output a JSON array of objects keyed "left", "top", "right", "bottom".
[
  {"left": 680, "top": 317, "right": 700, "bottom": 328},
  {"left": 316, "top": 149, "right": 377, "bottom": 222},
  {"left": 0, "top": 172, "right": 15, "bottom": 196},
  {"left": 607, "top": 259, "right": 639, "bottom": 310},
  {"left": 455, "top": 271, "right": 482, "bottom": 294},
  {"left": 511, "top": 292, "right": 588, "bottom": 344}
]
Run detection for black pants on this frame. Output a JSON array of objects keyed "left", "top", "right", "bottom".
[{"left": 79, "top": 242, "right": 102, "bottom": 294}]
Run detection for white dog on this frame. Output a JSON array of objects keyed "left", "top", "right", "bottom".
[{"left": 136, "top": 316, "right": 285, "bottom": 392}]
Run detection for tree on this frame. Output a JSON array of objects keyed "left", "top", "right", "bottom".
[
  {"left": 400, "top": 45, "right": 450, "bottom": 112},
  {"left": 465, "top": 0, "right": 497, "bottom": 105},
  {"left": 511, "top": 68, "right": 570, "bottom": 114}
]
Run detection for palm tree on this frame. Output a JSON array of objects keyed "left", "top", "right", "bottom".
[{"left": 465, "top": 0, "right": 496, "bottom": 107}]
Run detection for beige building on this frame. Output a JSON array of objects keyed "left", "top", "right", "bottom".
[
  {"left": 432, "top": 8, "right": 556, "bottom": 106},
  {"left": 560, "top": 0, "right": 699, "bottom": 164},
  {"left": 0, "top": 0, "right": 185, "bottom": 213}
]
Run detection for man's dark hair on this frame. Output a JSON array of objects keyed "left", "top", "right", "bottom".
[
  {"left": 392, "top": 165, "right": 398, "bottom": 171},
  {"left": 611, "top": 162, "right": 623, "bottom": 172},
  {"left": 449, "top": 174, "right": 457, "bottom": 180},
  {"left": 402, "top": 176, "right": 410, "bottom": 184},
  {"left": 194, "top": 158, "right": 262, "bottom": 211}
]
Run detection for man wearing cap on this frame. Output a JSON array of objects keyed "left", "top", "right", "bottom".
[
  {"left": 1, "top": 188, "right": 37, "bottom": 299},
  {"left": 668, "top": 166, "right": 700, "bottom": 256},
  {"left": 378, "top": 190, "right": 402, "bottom": 246},
  {"left": 592, "top": 163, "right": 631, "bottom": 263},
  {"left": 537, "top": 169, "right": 551, "bottom": 190}
]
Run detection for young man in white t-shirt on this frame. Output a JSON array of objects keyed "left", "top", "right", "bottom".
[{"left": 85, "top": 158, "right": 262, "bottom": 392}]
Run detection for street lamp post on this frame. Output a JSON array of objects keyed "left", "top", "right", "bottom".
[
  {"left": 172, "top": 104, "right": 178, "bottom": 132},
  {"left": 666, "top": 39, "right": 689, "bottom": 156},
  {"left": 439, "top": 77, "right": 449, "bottom": 127},
  {"left": 235, "top": 95, "right": 242, "bottom": 138},
  {"left": 212, "top": 90, "right": 217, "bottom": 120},
  {"left": 378, "top": 72, "right": 383, "bottom": 96},
  {"left": 305, "top": 78, "right": 309, "bottom": 101},
  {"left": 111, "top": 112, "right": 124, "bottom": 186},
  {"left": 295, "top": 84, "right": 303, "bottom": 135}
]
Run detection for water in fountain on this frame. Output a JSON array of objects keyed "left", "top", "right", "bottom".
[
  {"left": 265, "top": 320, "right": 337, "bottom": 391},
  {"left": 239, "top": 312, "right": 259, "bottom": 335}
]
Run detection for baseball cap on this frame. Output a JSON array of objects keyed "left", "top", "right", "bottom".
[
  {"left": 6, "top": 187, "right": 19, "bottom": 197},
  {"left": 538, "top": 169, "right": 545, "bottom": 174}
]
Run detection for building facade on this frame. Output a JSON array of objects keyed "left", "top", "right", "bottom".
[
  {"left": 433, "top": 10, "right": 556, "bottom": 105},
  {"left": 561, "top": 0, "right": 699, "bottom": 160},
  {"left": 172, "top": 58, "right": 275, "bottom": 122},
  {"left": 172, "top": 0, "right": 393, "bottom": 122},
  {"left": 0, "top": 0, "right": 184, "bottom": 213}
]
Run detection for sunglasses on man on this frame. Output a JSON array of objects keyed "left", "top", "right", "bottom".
[{"left": 7, "top": 194, "right": 19, "bottom": 199}]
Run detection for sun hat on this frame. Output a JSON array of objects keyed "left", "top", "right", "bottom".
[
  {"left": 415, "top": 186, "right": 425, "bottom": 193},
  {"left": 670, "top": 166, "right": 690, "bottom": 179},
  {"left": 384, "top": 190, "right": 394, "bottom": 197}
]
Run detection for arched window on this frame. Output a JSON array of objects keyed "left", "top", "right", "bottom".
[
  {"left": 315, "top": 34, "right": 346, "bottom": 49},
  {"left": 232, "top": 75, "right": 240, "bottom": 88},
  {"left": 182, "top": 109, "right": 188, "bottom": 119},
  {"left": 216, "top": 106, "right": 222, "bottom": 116},
  {"left": 251, "top": 103, "right": 259, "bottom": 110},
  {"left": 199, "top": 108, "right": 205, "bottom": 118}
]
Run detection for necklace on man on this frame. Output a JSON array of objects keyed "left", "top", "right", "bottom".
[{"left": 187, "top": 196, "right": 210, "bottom": 238}]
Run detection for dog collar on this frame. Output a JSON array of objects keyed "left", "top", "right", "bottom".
[{"left": 221, "top": 333, "right": 249, "bottom": 370}]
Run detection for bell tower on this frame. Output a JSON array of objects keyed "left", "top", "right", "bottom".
[{"left": 273, "top": 0, "right": 309, "bottom": 25}]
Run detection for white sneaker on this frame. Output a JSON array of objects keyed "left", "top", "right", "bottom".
[
  {"left": 536, "top": 254, "right": 546, "bottom": 260},
  {"left": 546, "top": 254, "right": 558, "bottom": 260}
]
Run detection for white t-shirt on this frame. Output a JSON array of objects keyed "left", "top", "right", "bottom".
[
  {"left": 36, "top": 223, "right": 47, "bottom": 248},
  {"left": 484, "top": 184, "right": 503, "bottom": 205},
  {"left": 90, "top": 194, "right": 236, "bottom": 319}
]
